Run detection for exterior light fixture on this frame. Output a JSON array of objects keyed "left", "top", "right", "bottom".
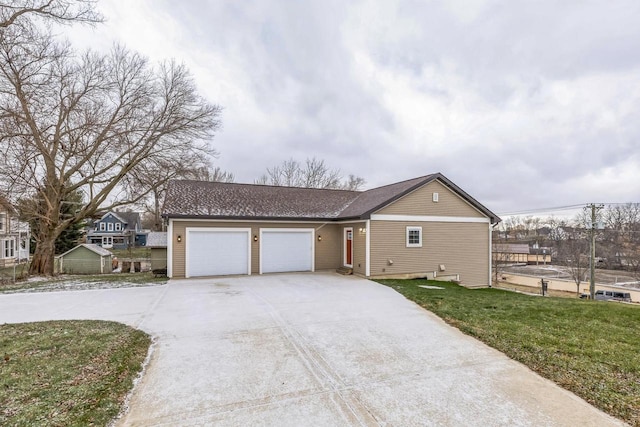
[
  {"left": 359, "top": 228, "right": 367, "bottom": 234},
  {"left": 177, "top": 235, "right": 182, "bottom": 243},
  {"left": 254, "top": 235, "right": 258, "bottom": 242},
  {"left": 317, "top": 235, "right": 322, "bottom": 241}
]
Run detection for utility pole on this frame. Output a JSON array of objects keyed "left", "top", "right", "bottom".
[{"left": 587, "top": 203, "right": 604, "bottom": 299}]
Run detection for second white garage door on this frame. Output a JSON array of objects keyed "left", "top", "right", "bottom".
[
  {"left": 186, "top": 228, "right": 251, "bottom": 277},
  {"left": 260, "top": 229, "right": 314, "bottom": 274}
]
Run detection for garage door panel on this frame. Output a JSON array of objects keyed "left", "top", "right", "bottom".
[
  {"left": 261, "top": 230, "right": 313, "bottom": 274},
  {"left": 187, "top": 229, "right": 250, "bottom": 277}
]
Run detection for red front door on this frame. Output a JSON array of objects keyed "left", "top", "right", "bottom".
[{"left": 345, "top": 228, "right": 353, "bottom": 266}]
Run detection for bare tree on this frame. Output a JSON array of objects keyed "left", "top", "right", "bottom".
[
  {"left": 0, "top": 0, "right": 102, "bottom": 28},
  {"left": 192, "top": 165, "right": 235, "bottom": 183},
  {"left": 0, "top": 24, "right": 221, "bottom": 274},
  {"left": 560, "top": 231, "right": 589, "bottom": 296},
  {"left": 256, "top": 158, "right": 304, "bottom": 187},
  {"left": 122, "top": 154, "right": 211, "bottom": 232},
  {"left": 343, "top": 174, "right": 366, "bottom": 191},
  {"left": 600, "top": 203, "right": 640, "bottom": 271},
  {"left": 491, "top": 228, "right": 511, "bottom": 286},
  {"left": 128, "top": 162, "right": 235, "bottom": 231},
  {"left": 256, "top": 157, "right": 365, "bottom": 190}
]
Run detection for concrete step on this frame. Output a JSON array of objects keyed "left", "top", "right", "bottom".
[
  {"left": 461, "top": 283, "right": 489, "bottom": 289},
  {"left": 336, "top": 266, "right": 353, "bottom": 275}
]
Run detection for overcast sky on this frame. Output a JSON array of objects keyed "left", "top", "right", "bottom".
[{"left": 64, "top": 0, "right": 640, "bottom": 215}]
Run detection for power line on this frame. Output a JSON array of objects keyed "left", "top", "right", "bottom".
[
  {"left": 497, "top": 204, "right": 585, "bottom": 216},
  {"left": 498, "top": 202, "right": 640, "bottom": 217}
]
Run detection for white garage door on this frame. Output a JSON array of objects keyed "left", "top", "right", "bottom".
[
  {"left": 260, "top": 229, "right": 314, "bottom": 274},
  {"left": 186, "top": 228, "right": 251, "bottom": 277}
]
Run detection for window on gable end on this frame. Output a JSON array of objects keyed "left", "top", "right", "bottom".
[
  {"left": 115, "top": 223, "right": 122, "bottom": 231},
  {"left": 406, "top": 226, "right": 422, "bottom": 248},
  {"left": 99, "top": 222, "right": 105, "bottom": 231},
  {"left": 107, "top": 223, "right": 113, "bottom": 231}
]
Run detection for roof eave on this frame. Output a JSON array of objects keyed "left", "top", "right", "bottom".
[
  {"left": 356, "top": 174, "right": 440, "bottom": 219},
  {"left": 434, "top": 174, "right": 501, "bottom": 224},
  {"left": 353, "top": 173, "right": 501, "bottom": 224},
  {"left": 162, "top": 213, "right": 341, "bottom": 222}
]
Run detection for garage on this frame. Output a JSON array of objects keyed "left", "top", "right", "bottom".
[
  {"left": 260, "top": 229, "right": 314, "bottom": 274},
  {"left": 185, "top": 228, "right": 251, "bottom": 277}
]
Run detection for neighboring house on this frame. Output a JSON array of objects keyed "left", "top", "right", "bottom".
[
  {"left": 493, "top": 243, "right": 530, "bottom": 264},
  {"left": 162, "top": 173, "right": 501, "bottom": 286},
  {"left": 55, "top": 244, "right": 113, "bottom": 274},
  {"left": 146, "top": 232, "right": 167, "bottom": 271},
  {"left": 0, "top": 195, "right": 30, "bottom": 268},
  {"left": 86, "top": 211, "right": 146, "bottom": 249},
  {"left": 528, "top": 247, "right": 552, "bottom": 265},
  {"left": 493, "top": 244, "right": 552, "bottom": 265}
]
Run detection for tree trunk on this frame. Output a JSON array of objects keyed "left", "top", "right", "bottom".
[
  {"left": 29, "top": 237, "right": 56, "bottom": 276},
  {"left": 154, "top": 189, "right": 161, "bottom": 231}
]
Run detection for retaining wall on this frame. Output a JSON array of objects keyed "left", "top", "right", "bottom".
[{"left": 501, "top": 273, "right": 640, "bottom": 303}]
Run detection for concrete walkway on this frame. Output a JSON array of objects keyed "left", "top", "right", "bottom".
[{"left": 0, "top": 273, "right": 625, "bottom": 426}]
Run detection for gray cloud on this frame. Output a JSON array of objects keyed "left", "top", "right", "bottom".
[{"left": 64, "top": 0, "right": 640, "bottom": 215}]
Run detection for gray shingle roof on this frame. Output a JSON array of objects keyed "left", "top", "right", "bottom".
[
  {"left": 146, "top": 232, "right": 167, "bottom": 248},
  {"left": 162, "top": 181, "right": 359, "bottom": 219},
  {"left": 493, "top": 243, "right": 530, "bottom": 254},
  {"left": 114, "top": 211, "right": 141, "bottom": 228},
  {"left": 58, "top": 243, "right": 113, "bottom": 258},
  {"left": 162, "top": 173, "right": 500, "bottom": 223},
  {"left": 83, "top": 244, "right": 113, "bottom": 257}
]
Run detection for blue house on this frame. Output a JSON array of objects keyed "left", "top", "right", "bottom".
[{"left": 86, "top": 211, "right": 146, "bottom": 249}]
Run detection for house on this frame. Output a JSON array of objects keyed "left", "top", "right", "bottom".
[
  {"left": 162, "top": 173, "right": 500, "bottom": 286},
  {"left": 493, "top": 244, "right": 552, "bottom": 265},
  {"left": 528, "top": 247, "right": 552, "bottom": 265},
  {"left": 86, "top": 211, "right": 146, "bottom": 249},
  {"left": 146, "top": 231, "right": 167, "bottom": 271},
  {"left": 55, "top": 244, "right": 113, "bottom": 274},
  {"left": 0, "top": 195, "right": 30, "bottom": 268},
  {"left": 493, "top": 243, "right": 529, "bottom": 264}
]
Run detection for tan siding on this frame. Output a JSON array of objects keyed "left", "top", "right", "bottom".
[
  {"left": 370, "top": 220, "right": 489, "bottom": 286},
  {"left": 376, "top": 180, "right": 484, "bottom": 218},
  {"left": 315, "top": 224, "right": 341, "bottom": 270},
  {"left": 171, "top": 220, "right": 341, "bottom": 278},
  {"left": 349, "top": 223, "right": 367, "bottom": 275},
  {"left": 150, "top": 248, "right": 168, "bottom": 271}
]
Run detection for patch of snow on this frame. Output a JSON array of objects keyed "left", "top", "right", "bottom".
[{"left": 418, "top": 285, "right": 445, "bottom": 290}]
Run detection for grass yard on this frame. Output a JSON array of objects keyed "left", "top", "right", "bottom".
[
  {"left": 494, "top": 281, "right": 580, "bottom": 298},
  {"left": 0, "top": 272, "right": 167, "bottom": 294},
  {"left": 0, "top": 320, "right": 151, "bottom": 426},
  {"left": 110, "top": 247, "right": 151, "bottom": 259},
  {"left": 377, "top": 279, "right": 640, "bottom": 426},
  {"left": 0, "top": 263, "right": 30, "bottom": 282}
]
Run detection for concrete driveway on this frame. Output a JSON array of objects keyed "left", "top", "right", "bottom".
[{"left": 0, "top": 273, "right": 624, "bottom": 426}]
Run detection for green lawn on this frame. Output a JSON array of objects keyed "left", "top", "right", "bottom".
[
  {"left": 377, "top": 279, "right": 640, "bottom": 426},
  {"left": 110, "top": 247, "right": 151, "bottom": 259},
  {"left": 0, "top": 272, "right": 167, "bottom": 294},
  {"left": 0, "top": 263, "right": 30, "bottom": 282},
  {"left": 0, "top": 320, "right": 151, "bottom": 426}
]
